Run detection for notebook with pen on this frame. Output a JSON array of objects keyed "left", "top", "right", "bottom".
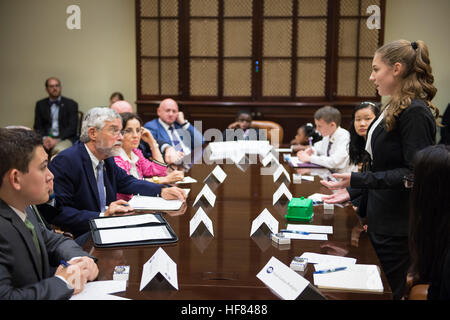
[
  {"left": 89, "top": 213, "right": 178, "bottom": 248},
  {"left": 285, "top": 156, "right": 323, "bottom": 168}
]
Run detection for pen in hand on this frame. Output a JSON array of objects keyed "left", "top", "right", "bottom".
[{"left": 60, "top": 260, "right": 71, "bottom": 268}]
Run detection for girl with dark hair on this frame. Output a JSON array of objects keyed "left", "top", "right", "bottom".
[
  {"left": 406, "top": 145, "right": 450, "bottom": 300},
  {"left": 321, "top": 40, "right": 439, "bottom": 299},
  {"left": 348, "top": 102, "right": 380, "bottom": 171},
  {"left": 290, "top": 123, "right": 322, "bottom": 152},
  {"left": 114, "top": 112, "right": 184, "bottom": 201}
]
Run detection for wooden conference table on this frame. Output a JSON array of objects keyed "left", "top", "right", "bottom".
[{"left": 84, "top": 160, "right": 392, "bottom": 300}]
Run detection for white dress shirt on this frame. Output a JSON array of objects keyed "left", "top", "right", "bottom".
[
  {"left": 158, "top": 118, "right": 191, "bottom": 155},
  {"left": 309, "top": 126, "right": 352, "bottom": 173}
]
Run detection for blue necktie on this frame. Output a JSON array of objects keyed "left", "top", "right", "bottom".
[
  {"left": 96, "top": 162, "right": 106, "bottom": 212},
  {"left": 169, "top": 126, "right": 182, "bottom": 149}
]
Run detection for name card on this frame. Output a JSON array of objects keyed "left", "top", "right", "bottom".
[
  {"left": 261, "top": 152, "right": 280, "bottom": 167},
  {"left": 209, "top": 165, "right": 227, "bottom": 183},
  {"left": 190, "top": 207, "right": 214, "bottom": 237},
  {"left": 257, "top": 256, "right": 309, "bottom": 300},
  {"left": 140, "top": 247, "right": 178, "bottom": 291},
  {"left": 193, "top": 184, "right": 216, "bottom": 207},
  {"left": 273, "top": 165, "right": 291, "bottom": 183},
  {"left": 273, "top": 183, "right": 292, "bottom": 205},
  {"left": 250, "top": 208, "right": 279, "bottom": 236}
]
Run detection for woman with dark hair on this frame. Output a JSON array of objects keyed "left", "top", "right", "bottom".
[
  {"left": 320, "top": 40, "right": 440, "bottom": 299},
  {"left": 407, "top": 144, "right": 450, "bottom": 300},
  {"left": 290, "top": 123, "right": 322, "bottom": 152},
  {"left": 114, "top": 112, "right": 184, "bottom": 201}
]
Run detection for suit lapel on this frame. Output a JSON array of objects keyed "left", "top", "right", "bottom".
[
  {"left": 0, "top": 200, "right": 44, "bottom": 280},
  {"left": 158, "top": 120, "right": 173, "bottom": 146},
  {"left": 26, "top": 206, "right": 49, "bottom": 278}
]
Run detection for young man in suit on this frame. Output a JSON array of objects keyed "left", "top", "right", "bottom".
[
  {"left": 0, "top": 128, "right": 98, "bottom": 300},
  {"left": 33, "top": 77, "right": 79, "bottom": 157},
  {"left": 49, "top": 107, "right": 186, "bottom": 238},
  {"left": 144, "top": 99, "right": 204, "bottom": 164}
]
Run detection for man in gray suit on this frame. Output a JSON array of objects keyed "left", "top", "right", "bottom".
[{"left": 0, "top": 128, "right": 98, "bottom": 300}]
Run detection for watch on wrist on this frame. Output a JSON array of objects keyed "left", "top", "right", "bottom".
[{"left": 152, "top": 176, "right": 160, "bottom": 184}]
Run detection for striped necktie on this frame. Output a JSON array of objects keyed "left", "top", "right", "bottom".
[{"left": 96, "top": 162, "right": 106, "bottom": 212}]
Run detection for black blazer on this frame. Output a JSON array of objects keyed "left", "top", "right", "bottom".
[
  {"left": 350, "top": 99, "right": 436, "bottom": 236},
  {"left": 33, "top": 96, "right": 79, "bottom": 142},
  {"left": 0, "top": 200, "right": 89, "bottom": 299}
]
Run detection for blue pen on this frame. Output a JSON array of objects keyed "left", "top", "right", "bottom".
[
  {"left": 314, "top": 266, "right": 347, "bottom": 274},
  {"left": 60, "top": 260, "right": 70, "bottom": 268},
  {"left": 280, "top": 229, "right": 310, "bottom": 235}
]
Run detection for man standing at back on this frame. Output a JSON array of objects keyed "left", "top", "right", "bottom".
[{"left": 34, "top": 77, "right": 79, "bottom": 157}]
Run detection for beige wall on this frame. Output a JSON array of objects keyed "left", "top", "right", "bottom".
[
  {"left": 0, "top": 0, "right": 136, "bottom": 128},
  {"left": 0, "top": 0, "right": 449, "bottom": 129}
]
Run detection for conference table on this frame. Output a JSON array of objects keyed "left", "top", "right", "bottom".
[{"left": 83, "top": 155, "right": 392, "bottom": 300}]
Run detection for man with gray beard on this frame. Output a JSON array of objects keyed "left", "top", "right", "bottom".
[{"left": 49, "top": 108, "right": 186, "bottom": 238}]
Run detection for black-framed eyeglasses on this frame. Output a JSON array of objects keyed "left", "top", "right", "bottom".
[{"left": 403, "top": 174, "right": 414, "bottom": 189}]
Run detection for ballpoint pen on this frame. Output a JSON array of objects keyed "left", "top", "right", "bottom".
[
  {"left": 280, "top": 229, "right": 310, "bottom": 235},
  {"left": 314, "top": 267, "right": 347, "bottom": 274},
  {"left": 60, "top": 260, "right": 70, "bottom": 268},
  {"left": 308, "top": 136, "right": 313, "bottom": 148}
]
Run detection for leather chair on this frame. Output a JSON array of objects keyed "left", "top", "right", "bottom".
[
  {"left": 251, "top": 120, "right": 284, "bottom": 145},
  {"left": 408, "top": 284, "right": 429, "bottom": 300}
]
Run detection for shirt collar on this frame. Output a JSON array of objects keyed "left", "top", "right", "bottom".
[
  {"left": 9, "top": 205, "right": 27, "bottom": 222},
  {"left": 84, "top": 143, "right": 101, "bottom": 169},
  {"left": 158, "top": 118, "right": 172, "bottom": 130},
  {"left": 118, "top": 148, "right": 139, "bottom": 164}
]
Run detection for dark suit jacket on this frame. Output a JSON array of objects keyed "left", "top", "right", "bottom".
[
  {"left": 0, "top": 200, "right": 89, "bottom": 300},
  {"left": 350, "top": 99, "right": 436, "bottom": 236},
  {"left": 144, "top": 118, "right": 204, "bottom": 152},
  {"left": 48, "top": 141, "right": 163, "bottom": 237},
  {"left": 34, "top": 96, "right": 79, "bottom": 142}
]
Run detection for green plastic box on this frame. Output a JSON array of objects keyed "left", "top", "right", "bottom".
[{"left": 285, "top": 197, "right": 313, "bottom": 221}]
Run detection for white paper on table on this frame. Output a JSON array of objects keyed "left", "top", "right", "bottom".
[
  {"left": 301, "top": 175, "right": 314, "bottom": 181},
  {"left": 256, "top": 256, "right": 309, "bottom": 300},
  {"left": 98, "top": 225, "right": 172, "bottom": 245},
  {"left": 282, "top": 233, "right": 328, "bottom": 240},
  {"left": 286, "top": 224, "right": 333, "bottom": 234},
  {"left": 273, "top": 165, "right": 291, "bottom": 183},
  {"left": 176, "top": 176, "right": 197, "bottom": 184},
  {"left": 190, "top": 207, "right": 214, "bottom": 236},
  {"left": 193, "top": 184, "right": 216, "bottom": 207},
  {"left": 140, "top": 247, "right": 178, "bottom": 291},
  {"left": 272, "top": 183, "right": 292, "bottom": 205},
  {"left": 128, "top": 195, "right": 183, "bottom": 211},
  {"left": 313, "top": 264, "right": 383, "bottom": 293},
  {"left": 299, "top": 252, "right": 357, "bottom": 266},
  {"left": 275, "top": 147, "right": 293, "bottom": 153},
  {"left": 250, "top": 208, "right": 279, "bottom": 236},
  {"left": 92, "top": 214, "right": 160, "bottom": 229},
  {"left": 182, "top": 188, "right": 190, "bottom": 197},
  {"left": 70, "top": 280, "right": 127, "bottom": 300},
  {"left": 307, "top": 193, "right": 328, "bottom": 202}
]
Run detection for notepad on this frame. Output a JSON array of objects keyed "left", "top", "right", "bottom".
[
  {"left": 98, "top": 225, "right": 173, "bottom": 245},
  {"left": 313, "top": 264, "right": 384, "bottom": 293},
  {"left": 286, "top": 224, "right": 333, "bottom": 234},
  {"left": 128, "top": 195, "right": 183, "bottom": 211},
  {"left": 92, "top": 214, "right": 160, "bottom": 229}
]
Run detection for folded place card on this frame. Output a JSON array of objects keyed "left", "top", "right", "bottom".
[
  {"left": 204, "top": 165, "right": 227, "bottom": 184},
  {"left": 256, "top": 256, "right": 310, "bottom": 300},
  {"left": 250, "top": 208, "right": 279, "bottom": 236},
  {"left": 273, "top": 165, "right": 291, "bottom": 183},
  {"left": 273, "top": 183, "right": 292, "bottom": 205},
  {"left": 140, "top": 247, "right": 178, "bottom": 291},
  {"left": 190, "top": 207, "right": 214, "bottom": 237},
  {"left": 261, "top": 152, "right": 280, "bottom": 167},
  {"left": 193, "top": 184, "right": 216, "bottom": 207}
]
